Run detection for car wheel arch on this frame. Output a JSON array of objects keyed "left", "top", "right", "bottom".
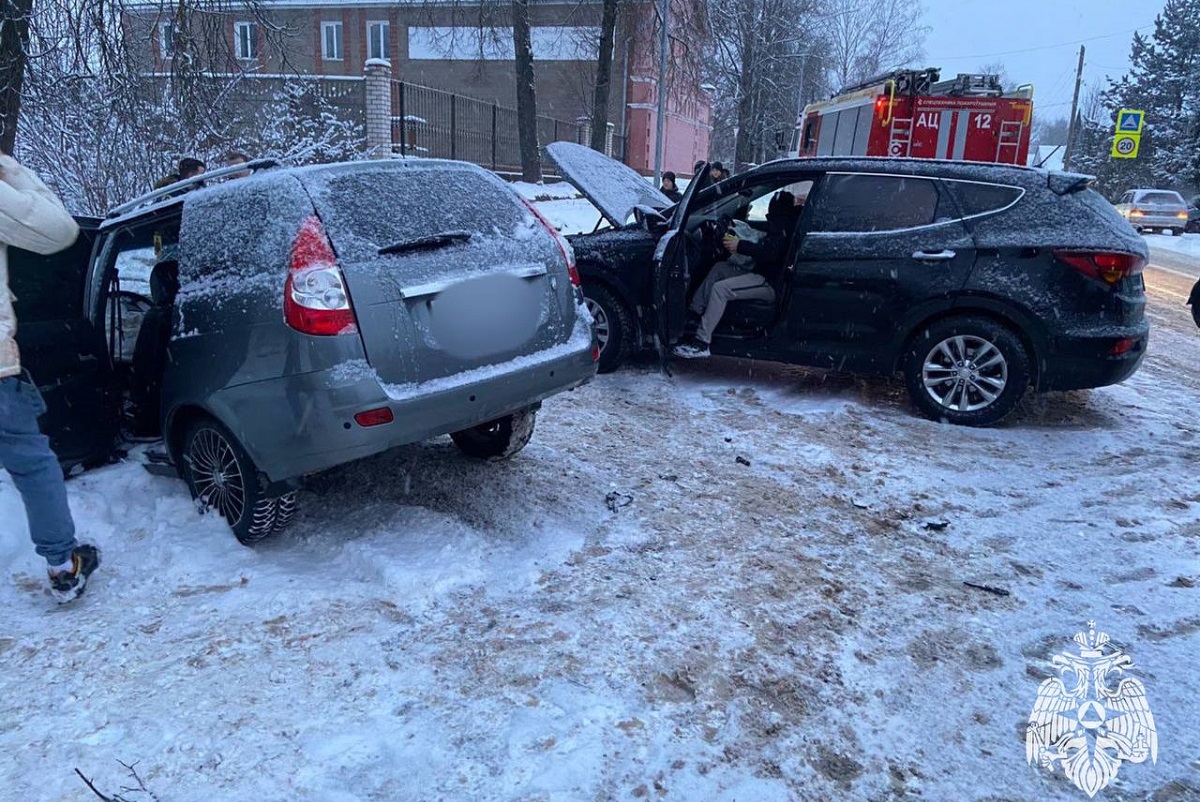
[
  {"left": 165, "top": 403, "right": 272, "bottom": 484},
  {"left": 578, "top": 272, "right": 643, "bottom": 338}
]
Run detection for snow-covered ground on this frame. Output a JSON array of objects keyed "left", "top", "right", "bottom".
[
  {"left": 1145, "top": 231, "right": 1200, "bottom": 259},
  {"left": 3, "top": 253, "right": 1200, "bottom": 801}
]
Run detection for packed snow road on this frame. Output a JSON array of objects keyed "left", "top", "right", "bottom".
[{"left": 2, "top": 257, "right": 1199, "bottom": 800}]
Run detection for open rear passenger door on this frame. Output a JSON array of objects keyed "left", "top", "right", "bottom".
[{"left": 10, "top": 219, "right": 120, "bottom": 472}]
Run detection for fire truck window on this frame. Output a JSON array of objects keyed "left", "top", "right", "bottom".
[
  {"left": 810, "top": 174, "right": 941, "bottom": 233},
  {"left": 833, "top": 108, "right": 858, "bottom": 155},
  {"left": 802, "top": 120, "right": 817, "bottom": 151},
  {"left": 816, "top": 113, "right": 838, "bottom": 157},
  {"left": 946, "top": 182, "right": 1023, "bottom": 218},
  {"left": 851, "top": 105, "right": 873, "bottom": 155}
]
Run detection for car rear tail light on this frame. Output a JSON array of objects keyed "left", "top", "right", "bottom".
[
  {"left": 1109, "top": 338, "right": 1138, "bottom": 356},
  {"left": 285, "top": 215, "right": 358, "bottom": 336},
  {"left": 1053, "top": 250, "right": 1146, "bottom": 286},
  {"left": 591, "top": 342, "right": 600, "bottom": 362},
  {"left": 354, "top": 407, "right": 394, "bottom": 427},
  {"left": 521, "top": 198, "right": 579, "bottom": 286}
]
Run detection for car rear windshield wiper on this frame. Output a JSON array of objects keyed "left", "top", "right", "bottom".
[{"left": 378, "top": 230, "right": 472, "bottom": 256}]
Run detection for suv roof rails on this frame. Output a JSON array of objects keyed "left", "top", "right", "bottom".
[{"left": 106, "top": 158, "right": 280, "bottom": 219}]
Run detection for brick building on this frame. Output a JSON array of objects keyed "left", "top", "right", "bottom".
[{"left": 129, "top": 0, "right": 711, "bottom": 174}]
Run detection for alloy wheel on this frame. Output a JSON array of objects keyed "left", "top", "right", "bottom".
[
  {"left": 188, "top": 428, "right": 247, "bottom": 526},
  {"left": 585, "top": 297, "right": 611, "bottom": 353},
  {"left": 921, "top": 334, "right": 1008, "bottom": 413}
]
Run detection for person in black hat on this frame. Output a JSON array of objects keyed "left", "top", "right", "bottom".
[{"left": 660, "top": 171, "right": 683, "bottom": 203}]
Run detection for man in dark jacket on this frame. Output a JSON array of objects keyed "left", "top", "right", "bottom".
[
  {"left": 660, "top": 172, "right": 683, "bottom": 203},
  {"left": 674, "top": 191, "right": 795, "bottom": 358}
]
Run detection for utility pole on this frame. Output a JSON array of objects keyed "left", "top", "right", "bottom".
[
  {"left": 653, "top": 0, "right": 670, "bottom": 185},
  {"left": 1062, "top": 45, "right": 1085, "bottom": 172}
]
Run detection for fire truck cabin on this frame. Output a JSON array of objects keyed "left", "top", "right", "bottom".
[{"left": 789, "top": 68, "right": 1033, "bottom": 165}]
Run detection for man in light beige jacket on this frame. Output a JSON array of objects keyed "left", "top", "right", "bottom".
[{"left": 0, "top": 153, "right": 101, "bottom": 603}]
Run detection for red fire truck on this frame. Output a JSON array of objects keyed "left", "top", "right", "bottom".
[{"left": 787, "top": 68, "right": 1034, "bottom": 165}]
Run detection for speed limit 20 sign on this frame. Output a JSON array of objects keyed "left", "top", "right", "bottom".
[{"left": 1111, "top": 133, "right": 1141, "bottom": 159}]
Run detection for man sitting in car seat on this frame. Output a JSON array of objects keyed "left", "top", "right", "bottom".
[{"left": 674, "top": 191, "right": 796, "bottom": 359}]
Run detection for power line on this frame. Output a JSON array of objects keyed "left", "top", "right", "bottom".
[{"left": 930, "top": 22, "right": 1156, "bottom": 62}]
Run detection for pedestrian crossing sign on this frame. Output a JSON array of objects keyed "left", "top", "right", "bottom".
[{"left": 1116, "top": 109, "right": 1144, "bottom": 134}]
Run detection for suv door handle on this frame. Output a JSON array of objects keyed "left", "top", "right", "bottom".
[{"left": 912, "top": 250, "right": 956, "bottom": 261}]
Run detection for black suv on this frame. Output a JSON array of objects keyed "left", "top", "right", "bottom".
[{"left": 547, "top": 144, "right": 1149, "bottom": 426}]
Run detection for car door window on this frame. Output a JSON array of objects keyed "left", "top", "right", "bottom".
[
  {"left": 808, "top": 174, "right": 947, "bottom": 233},
  {"left": 98, "top": 217, "right": 181, "bottom": 362},
  {"left": 746, "top": 180, "right": 814, "bottom": 222}
]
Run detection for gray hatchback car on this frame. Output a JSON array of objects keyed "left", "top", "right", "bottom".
[{"left": 19, "top": 159, "right": 597, "bottom": 543}]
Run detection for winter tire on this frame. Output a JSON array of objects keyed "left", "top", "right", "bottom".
[
  {"left": 903, "top": 316, "right": 1031, "bottom": 427},
  {"left": 180, "top": 417, "right": 292, "bottom": 545},
  {"left": 450, "top": 408, "right": 537, "bottom": 460},
  {"left": 1171, "top": 228, "right": 1185, "bottom": 237},
  {"left": 583, "top": 284, "right": 633, "bottom": 374}
]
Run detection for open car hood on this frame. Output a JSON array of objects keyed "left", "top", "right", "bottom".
[{"left": 544, "top": 142, "right": 671, "bottom": 228}]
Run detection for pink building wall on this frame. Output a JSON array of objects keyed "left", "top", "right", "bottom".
[{"left": 621, "top": 0, "right": 712, "bottom": 174}]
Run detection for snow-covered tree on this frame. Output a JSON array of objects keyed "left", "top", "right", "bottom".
[
  {"left": 12, "top": 0, "right": 363, "bottom": 214},
  {"left": 1073, "top": 0, "right": 1200, "bottom": 196}
]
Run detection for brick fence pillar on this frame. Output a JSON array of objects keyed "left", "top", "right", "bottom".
[
  {"left": 576, "top": 116, "right": 592, "bottom": 148},
  {"left": 364, "top": 58, "right": 393, "bottom": 159},
  {"left": 604, "top": 122, "right": 615, "bottom": 157}
]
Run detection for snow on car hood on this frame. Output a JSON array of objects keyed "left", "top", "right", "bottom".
[{"left": 544, "top": 142, "right": 671, "bottom": 228}]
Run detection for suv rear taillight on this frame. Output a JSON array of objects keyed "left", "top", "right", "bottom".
[
  {"left": 521, "top": 198, "right": 580, "bottom": 287},
  {"left": 1053, "top": 250, "right": 1146, "bottom": 286},
  {"left": 285, "top": 215, "right": 358, "bottom": 336}
]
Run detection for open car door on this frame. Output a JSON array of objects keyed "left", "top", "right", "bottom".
[
  {"left": 10, "top": 219, "right": 120, "bottom": 472},
  {"left": 651, "top": 163, "right": 709, "bottom": 360}
]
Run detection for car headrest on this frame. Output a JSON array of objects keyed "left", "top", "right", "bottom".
[{"left": 150, "top": 260, "right": 180, "bottom": 306}]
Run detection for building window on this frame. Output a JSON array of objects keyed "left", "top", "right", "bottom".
[
  {"left": 159, "top": 22, "right": 178, "bottom": 59},
  {"left": 234, "top": 22, "right": 258, "bottom": 61},
  {"left": 321, "top": 22, "right": 343, "bottom": 61},
  {"left": 368, "top": 21, "right": 390, "bottom": 61}
]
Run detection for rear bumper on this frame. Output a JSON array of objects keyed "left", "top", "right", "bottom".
[
  {"left": 215, "top": 336, "right": 597, "bottom": 483},
  {"left": 1129, "top": 214, "right": 1188, "bottom": 229},
  {"left": 1037, "top": 326, "right": 1148, "bottom": 392}
]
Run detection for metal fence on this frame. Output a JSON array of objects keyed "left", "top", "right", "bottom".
[{"left": 390, "top": 81, "right": 623, "bottom": 175}]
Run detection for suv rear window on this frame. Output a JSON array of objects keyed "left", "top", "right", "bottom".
[
  {"left": 1138, "top": 191, "right": 1185, "bottom": 206},
  {"left": 945, "top": 181, "right": 1023, "bottom": 218},
  {"left": 303, "top": 165, "right": 529, "bottom": 262}
]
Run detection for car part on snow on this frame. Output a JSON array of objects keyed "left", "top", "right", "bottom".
[
  {"left": 450, "top": 408, "right": 537, "bottom": 460},
  {"left": 180, "top": 418, "right": 297, "bottom": 544},
  {"left": 903, "top": 316, "right": 1031, "bottom": 426},
  {"left": 582, "top": 284, "right": 633, "bottom": 373}
]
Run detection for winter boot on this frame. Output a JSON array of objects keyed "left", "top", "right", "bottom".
[
  {"left": 48, "top": 544, "right": 101, "bottom": 604},
  {"left": 672, "top": 337, "right": 711, "bottom": 359}
]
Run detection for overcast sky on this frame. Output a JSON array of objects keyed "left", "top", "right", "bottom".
[{"left": 919, "top": 0, "right": 1165, "bottom": 121}]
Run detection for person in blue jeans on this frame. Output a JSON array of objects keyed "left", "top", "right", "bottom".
[{"left": 0, "top": 153, "right": 99, "bottom": 603}]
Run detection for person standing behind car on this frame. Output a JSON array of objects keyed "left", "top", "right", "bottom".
[
  {"left": 153, "top": 157, "right": 207, "bottom": 191},
  {"left": 660, "top": 171, "right": 683, "bottom": 203},
  {"left": 0, "top": 153, "right": 100, "bottom": 603}
]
